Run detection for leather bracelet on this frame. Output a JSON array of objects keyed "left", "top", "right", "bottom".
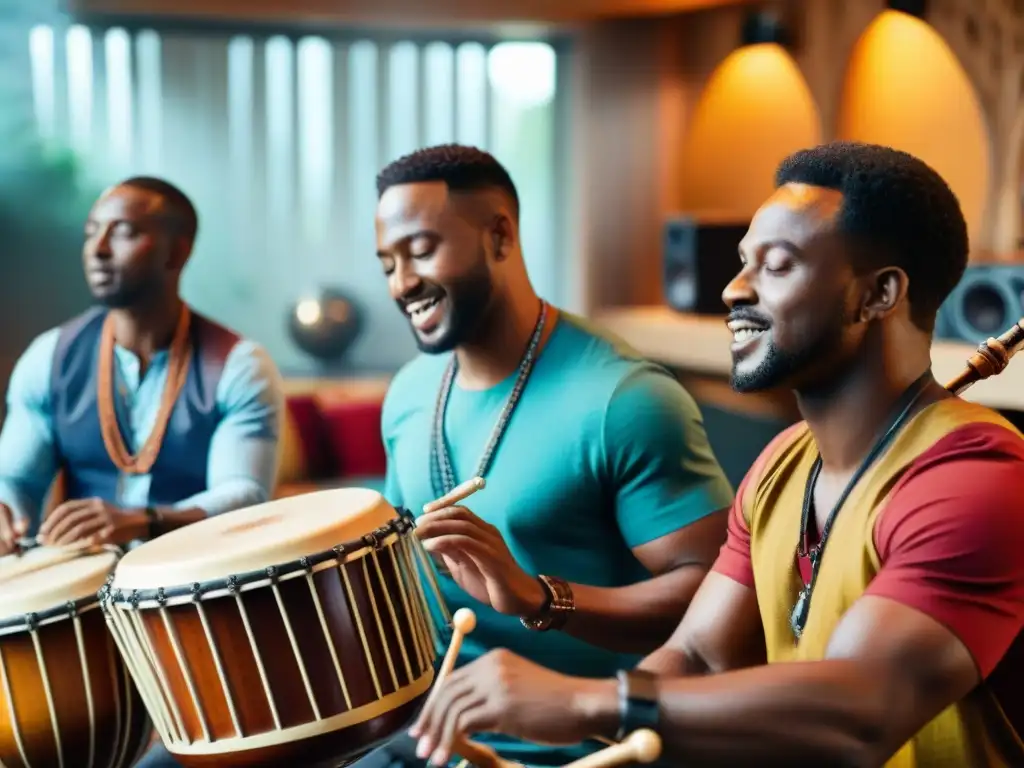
[
  {"left": 520, "top": 574, "right": 575, "bottom": 632},
  {"left": 615, "top": 668, "right": 660, "bottom": 742}
]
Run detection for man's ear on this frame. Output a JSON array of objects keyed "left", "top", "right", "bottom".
[
  {"left": 858, "top": 266, "right": 909, "bottom": 323},
  {"left": 490, "top": 214, "right": 516, "bottom": 261},
  {"left": 167, "top": 235, "right": 193, "bottom": 272}
]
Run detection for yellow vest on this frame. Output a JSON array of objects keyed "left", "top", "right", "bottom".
[{"left": 746, "top": 398, "right": 1024, "bottom": 767}]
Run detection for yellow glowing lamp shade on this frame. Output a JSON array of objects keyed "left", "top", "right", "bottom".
[
  {"left": 837, "top": 10, "right": 990, "bottom": 246},
  {"left": 679, "top": 43, "right": 822, "bottom": 219}
]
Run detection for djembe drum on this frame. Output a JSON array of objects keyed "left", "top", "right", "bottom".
[
  {"left": 100, "top": 488, "right": 447, "bottom": 767},
  {"left": 0, "top": 543, "right": 151, "bottom": 768}
]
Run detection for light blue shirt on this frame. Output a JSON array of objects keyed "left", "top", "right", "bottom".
[{"left": 0, "top": 327, "right": 285, "bottom": 530}]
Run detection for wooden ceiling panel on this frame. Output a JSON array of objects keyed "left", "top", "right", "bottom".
[{"left": 66, "top": 0, "right": 754, "bottom": 27}]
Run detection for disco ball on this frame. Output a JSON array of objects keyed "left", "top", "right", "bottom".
[{"left": 288, "top": 287, "right": 363, "bottom": 362}]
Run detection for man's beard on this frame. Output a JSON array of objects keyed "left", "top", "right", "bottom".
[
  {"left": 414, "top": 262, "right": 493, "bottom": 355},
  {"left": 730, "top": 308, "right": 847, "bottom": 394},
  {"left": 92, "top": 281, "right": 149, "bottom": 309}
]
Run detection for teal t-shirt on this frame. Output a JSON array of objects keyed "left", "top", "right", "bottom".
[{"left": 381, "top": 312, "right": 733, "bottom": 766}]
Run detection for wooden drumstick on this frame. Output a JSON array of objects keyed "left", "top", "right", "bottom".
[
  {"left": 423, "top": 476, "right": 486, "bottom": 514},
  {"left": 424, "top": 606, "right": 476, "bottom": 715},
  {"left": 423, "top": 607, "right": 518, "bottom": 768},
  {"left": 561, "top": 729, "right": 662, "bottom": 768}
]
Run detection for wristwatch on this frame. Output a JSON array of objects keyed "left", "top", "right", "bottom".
[
  {"left": 520, "top": 574, "right": 575, "bottom": 632},
  {"left": 615, "top": 668, "right": 660, "bottom": 741},
  {"left": 143, "top": 506, "right": 162, "bottom": 539}
]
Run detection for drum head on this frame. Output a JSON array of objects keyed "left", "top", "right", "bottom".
[
  {"left": 112, "top": 487, "right": 398, "bottom": 591},
  {"left": 0, "top": 547, "right": 118, "bottom": 619}
]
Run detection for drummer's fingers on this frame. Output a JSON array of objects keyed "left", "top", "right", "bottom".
[
  {"left": 418, "top": 683, "right": 480, "bottom": 763},
  {"left": 0, "top": 507, "right": 14, "bottom": 549},
  {"left": 39, "top": 498, "right": 90, "bottom": 537},
  {"left": 44, "top": 507, "right": 100, "bottom": 544},
  {"left": 432, "top": 707, "right": 480, "bottom": 766},
  {"left": 416, "top": 518, "right": 493, "bottom": 545},
  {"left": 411, "top": 668, "right": 469, "bottom": 738},
  {"left": 52, "top": 518, "right": 106, "bottom": 546},
  {"left": 418, "top": 507, "right": 499, "bottom": 538},
  {"left": 420, "top": 535, "right": 495, "bottom": 566}
]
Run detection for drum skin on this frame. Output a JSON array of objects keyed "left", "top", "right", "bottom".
[{"left": 0, "top": 547, "right": 151, "bottom": 768}]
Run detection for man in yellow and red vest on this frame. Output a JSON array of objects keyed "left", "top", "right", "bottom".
[{"left": 405, "top": 142, "right": 1024, "bottom": 768}]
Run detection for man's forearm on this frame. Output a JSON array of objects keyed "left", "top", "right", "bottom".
[
  {"left": 575, "top": 659, "right": 892, "bottom": 767},
  {"left": 554, "top": 565, "right": 709, "bottom": 654},
  {"left": 152, "top": 505, "right": 208, "bottom": 534}
]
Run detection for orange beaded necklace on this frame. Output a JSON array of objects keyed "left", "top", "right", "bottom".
[{"left": 96, "top": 306, "right": 193, "bottom": 474}]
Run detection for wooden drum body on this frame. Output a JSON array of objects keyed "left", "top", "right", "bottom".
[
  {"left": 101, "top": 488, "right": 444, "bottom": 767},
  {"left": 0, "top": 545, "right": 151, "bottom": 768}
]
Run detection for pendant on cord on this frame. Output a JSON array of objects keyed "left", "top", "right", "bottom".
[{"left": 790, "top": 586, "right": 810, "bottom": 639}]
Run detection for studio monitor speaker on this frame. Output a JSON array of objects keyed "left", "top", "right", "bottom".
[
  {"left": 662, "top": 216, "right": 748, "bottom": 315},
  {"left": 936, "top": 264, "right": 1024, "bottom": 344}
]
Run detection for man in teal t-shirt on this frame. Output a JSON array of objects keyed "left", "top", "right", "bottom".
[{"left": 367, "top": 145, "right": 733, "bottom": 767}]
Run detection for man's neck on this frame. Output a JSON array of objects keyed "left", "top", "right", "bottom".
[
  {"left": 796, "top": 342, "right": 939, "bottom": 473},
  {"left": 455, "top": 292, "right": 553, "bottom": 390},
  {"left": 108, "top": 295, "right": 185, "bottom": 361}
]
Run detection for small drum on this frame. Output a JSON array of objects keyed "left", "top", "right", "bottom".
[
  {"left": 101, "top": 488, "right": 446, "bottom": 767},
  {"left": 0, "top": 544, "right": 151, "bottom": 768}
]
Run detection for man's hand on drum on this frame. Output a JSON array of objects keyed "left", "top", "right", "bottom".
[
  {"left": 39, "top": 498, "right": 147, "bottom": 546},
  {"left": 0, "top": 503, "right": 28, "bottom": 555},
  {"left": 409, "top": 649, "right": 602, "bottom": 766},
  {"left": 415, "top": 505, "right": 546, "bottom": 617}
]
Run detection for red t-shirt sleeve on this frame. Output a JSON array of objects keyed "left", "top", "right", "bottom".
[
  {"left": 866, "top": 422, "right": 1024, "bottom": 678},
  {"left": 711, "top": 424, "right": 806, "bottom": 588},
  {"left": 711, "top": 488, "right": 754, "bottom": 587}
]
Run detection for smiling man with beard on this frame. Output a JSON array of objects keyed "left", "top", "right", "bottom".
[
  {"left": 406, "top": 143, "right": 1024, "bottom": 768},
  {"left": 368, "top": 144, "right": 733, "bottom": 767},
  {"left": 0, "top": 177, "right": 283, "bottom": 562}
]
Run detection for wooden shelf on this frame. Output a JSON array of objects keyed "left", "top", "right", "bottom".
[{"left": 594, "top": 306, "right": 1024, "bottom": 412}]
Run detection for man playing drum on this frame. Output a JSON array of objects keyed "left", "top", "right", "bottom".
[
  {"left": 0, "top": 177, "right": 284, "bottom": 552},
  {"left": 368, "top": 144, "right": 735, "bottom": 766},
  {"left": 409, "top": 143, "right": 1024, "bottom": 767}
]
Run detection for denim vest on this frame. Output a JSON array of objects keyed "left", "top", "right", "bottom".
[{"left": 50, "top": 307, "right": 239, "bottom": 506}]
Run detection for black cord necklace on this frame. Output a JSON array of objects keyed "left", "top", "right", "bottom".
[{"left": 789, "top": 371, "right": 934, "bottom": 639}]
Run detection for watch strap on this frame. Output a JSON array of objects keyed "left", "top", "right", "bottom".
[
  {"left": 144, "top": 506, "right": 161, "bottom": 539},
  {"left": 615, "top": 668, "right": 660, "bottom": 742}
]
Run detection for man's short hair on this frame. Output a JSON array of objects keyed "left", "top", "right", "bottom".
[
  {"left": 118, "top": 176, "right": 199, "bottom": 244},
  {"left": 376, "top": 144, "right": 520, "bottom": 219},
  {"left": 775, "top": 141, "right": 968, "bottom": 331}
]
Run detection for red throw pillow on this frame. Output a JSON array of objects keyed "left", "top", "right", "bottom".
[
  {"left": 284, "top": 395, "right": 337, "bottom": 479},
  {"left": 320, "top": 399, "right": 387, "bottom": 479}
]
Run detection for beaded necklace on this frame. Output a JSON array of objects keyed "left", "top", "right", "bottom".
[{"left": 430, "top": 300, "right": 548, "bottom": 497}]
